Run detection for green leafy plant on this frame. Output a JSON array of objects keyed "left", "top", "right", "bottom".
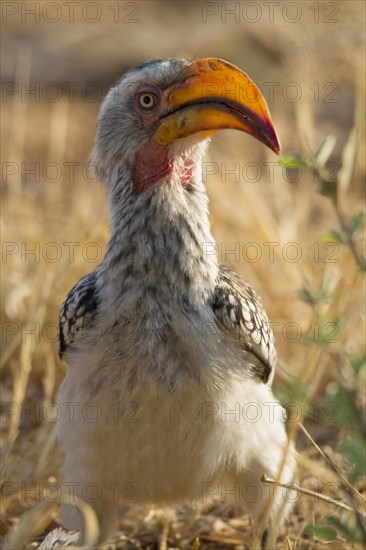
[{"left": 280, "top": 131, "right": 366, "bottom": 544}]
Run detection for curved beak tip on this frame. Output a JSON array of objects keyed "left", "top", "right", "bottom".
[
  {"left": 269, "top": 130, "right": 281, "bottom": 155},
  {"left": 157, "top": 58, "right": 281, "bottom": 155}
]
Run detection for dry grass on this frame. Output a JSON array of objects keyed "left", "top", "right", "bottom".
[{"left": 1, "top": 1, "right": 365, "bottom": 548}]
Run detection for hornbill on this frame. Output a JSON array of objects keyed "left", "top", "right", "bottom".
[{"left": 54, "top": 58, "right": 296, "bottom": 546}]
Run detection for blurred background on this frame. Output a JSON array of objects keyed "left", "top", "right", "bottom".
[{"left": 1, "top": 1, "right": 365, "bottom": 548}]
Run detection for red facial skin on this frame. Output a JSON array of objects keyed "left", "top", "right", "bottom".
[
  {"left": 133, "top": 141, "right": 195, "bottom": 193},
  {"left": 131, "top": 85, "right": 195, "bottom": 193},
  {"left": 132, "top": 141, "right": 172, "bottom": 192}
]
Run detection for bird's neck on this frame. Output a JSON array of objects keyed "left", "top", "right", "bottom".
[{"left": 98, "top": 174, "right": 219, "bottom": 312}]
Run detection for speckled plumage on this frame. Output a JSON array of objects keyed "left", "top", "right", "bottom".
[
  {"left": 38, "top": 528, "right": 79, "bottom": 549},
  {"left": 56, "top": 58, "right": 296, "bottom": 546},
  {"left": 211, "top": 266, "right": 276, "bottom": 383},
  {"left": 58, "top": 272, "right": 98, "bottom": 359}
]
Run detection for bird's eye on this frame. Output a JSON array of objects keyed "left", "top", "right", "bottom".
[{"left": 139, "top": 93, "right": 156, "bottom": 109}]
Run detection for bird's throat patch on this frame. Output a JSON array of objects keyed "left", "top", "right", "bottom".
[
  {"left": 176, "top": 156, "right": 195, "bottom": 187},
  {"left": 133, "top": 142, "right": 195, "bottom": 192}
]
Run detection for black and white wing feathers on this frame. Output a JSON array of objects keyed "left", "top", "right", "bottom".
[
  {"left": 211, "top": 266, "right": 276, "bottom": 383},
  {"left": 38, "top": 527, "right": 80, "bottom": 549},
  {"left": 58, "top": 271, "right": 99, "bottom": 359}
]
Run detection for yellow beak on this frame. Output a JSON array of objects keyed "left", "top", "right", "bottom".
[{"left": 155, "top": 58, "right": 280, "bottom": 155}]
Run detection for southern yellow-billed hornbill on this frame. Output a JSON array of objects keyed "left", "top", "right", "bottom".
[{"left": 54, "top": 58, "right": 295, "bottom": 546}]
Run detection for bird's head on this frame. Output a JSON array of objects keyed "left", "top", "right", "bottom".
[{"left": 93, "top": 58, "right": 280, "bottom": 195}]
